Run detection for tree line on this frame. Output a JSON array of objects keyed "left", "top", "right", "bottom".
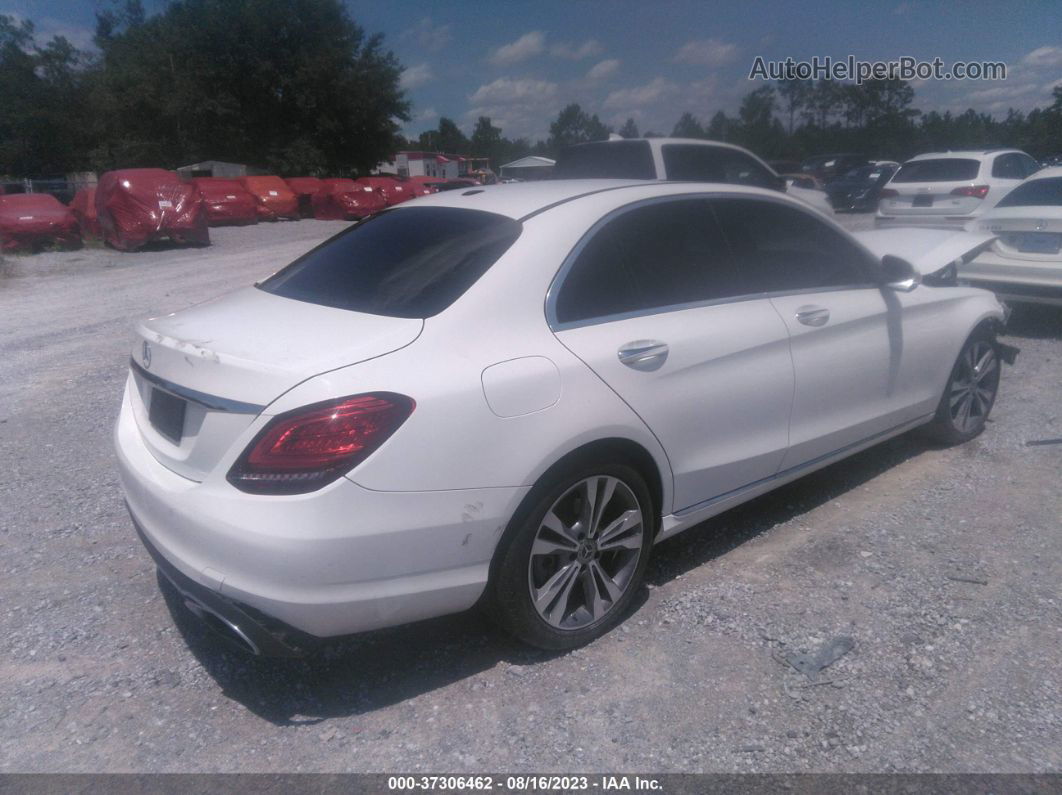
[
  {"left": 414, "top": 79, "right": 1062, "bottom": 172},
  {"left": 2, "top": 1, "right": 1061, "bottom": 179},
  {"left": 1, "top": 0, "right": 408, "bottom": 178}
]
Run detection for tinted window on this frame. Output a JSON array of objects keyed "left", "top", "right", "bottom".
[
  {"left": 259, "top": 207, "right": 521, "bottom": 318},
  {"left": 662, "top": 144, "right": 779, "bottom": 188},
  {"left": 710, "top": 199, "right": 875, "bottom": 293},
  {"left": 555, "top": 200, "right": 739, "bottom": 323},
  {"left": 996, "top": 177, "right": 1062, "bottom": 208},
  {"left": 992, "top": 154, "right": 1024, "bottom": 180},
  {"left": 1018, "top": 154, "right": 1041, "bottom": 177},
  {"left": 553, "top": 141, "right": 656, "bottom": 180},
  {"left": 892, "top": 159, "right": 980, "bottom": 182}
]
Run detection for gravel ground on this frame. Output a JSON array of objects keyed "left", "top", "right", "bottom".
[{"left": 0, "top": 214, "right": 1059, "bottom": 773}]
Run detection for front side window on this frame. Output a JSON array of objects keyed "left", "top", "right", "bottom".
[
  {"left": 259, "top": 207, "right": 522, "bottom": 318},
  {"left": 554, "top": 199, "right": 738, "bottom": 324},
  {"left": 709, "top": 198, "right": 876, "bottom": 294},
  {"left": 662, "top": 145, "right": 779, "bottom": 189}
]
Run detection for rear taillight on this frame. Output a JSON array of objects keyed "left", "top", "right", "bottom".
[
  {"left": 950, "top": 185, "right": 990, "bottom": 199},
  {"left": 227, "top": 393, "right": 415, "bottom": 495},
  {"left": 878, "top": 189, "right": 898, "bottom": 199}
]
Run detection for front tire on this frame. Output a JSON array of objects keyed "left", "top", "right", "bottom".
[
  {"left": 490, "top": 463, "right": 654, "bottom": 650},
  {"left": 926, "top": 331, "right": 1000, "bottom": 444}
]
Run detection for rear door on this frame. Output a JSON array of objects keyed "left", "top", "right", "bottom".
[
  {"left": 710, "top": 197, "right": 927, "bottom": 469},
  {"left": 550, "top": 197, "right": 794, "bottom": 513}
]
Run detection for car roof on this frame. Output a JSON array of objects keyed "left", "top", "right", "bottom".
[
  {"left": 907, "top": 149, "right": 1022, "bottom": 161},
  {"left": 394, "top": 179, "right": 793, "bottom": 221}
]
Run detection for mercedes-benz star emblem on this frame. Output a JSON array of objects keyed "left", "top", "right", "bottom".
[{"left": 142, "top": 341, "right": 152, "bottom": 369}]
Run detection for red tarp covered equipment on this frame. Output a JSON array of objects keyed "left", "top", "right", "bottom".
[
  {"left": 190, "top": 178, "right": 258, "bottom": 226},
  {"left": 69, "top": 187, "right": 100, "bottom": 238},
  {"left": 311, "top": 179, "right": 387, "bottom": 220},
  {"left": 0, "top": 193, "right": 81, "bottom": 252},
  {"left": 96, "top": 169, "right": 209, "bottom": 251},
  {"left": 240, "top": 176, "right": 299, "bottom": 221},
  {"left": 285, "top": 177, "right": 323, "bottom": 217},
  {"left": 354, "top": 176, "right": 417, "bottom": 206}
]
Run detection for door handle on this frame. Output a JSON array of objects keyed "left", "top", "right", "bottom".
[
  {"left": 795, "top": 306, "right": 830, "bottom": 327},
  {"left": 617, "top": 340, "right": 669, "bottom": 371}
]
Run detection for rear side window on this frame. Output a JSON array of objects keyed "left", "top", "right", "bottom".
[
  {"left": 662, "top": 145, "right": 779, "bottom": 188},
  {"left": 554, "top": 199, "right": 738, "bottom": 323},
  {"left": 553, "top": 141, "right": 656, "bottom": 180},
  {"left": 710, "top": 198, "right": 876, "bottom": 293},
  {"left": 996, "top": 177, "right": 1062, "bottom": 208},
  {"left": 892, "top": 159, "right": 980, "bottom": 182},
  {"left": 991, "top": 154, "right": 1025, "bottom": 180},
  {"left": 259, "top": 207, "right": 521, "bottom": 318}
]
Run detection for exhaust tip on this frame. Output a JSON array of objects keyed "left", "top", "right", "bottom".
[{"left": 183, "top": 598, "right": 261, "bottom": 656}]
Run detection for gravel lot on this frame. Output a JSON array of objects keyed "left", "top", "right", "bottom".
[{"left": 0, "top": 213, "right": 1059, "bottom": 773}]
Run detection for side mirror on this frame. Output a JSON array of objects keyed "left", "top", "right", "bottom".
[
  {"left": 772, "top": 175, "right": 788, "bottom": 192},
  {"left": 880, "top": 254, "right": 920, "bottom": 291}
]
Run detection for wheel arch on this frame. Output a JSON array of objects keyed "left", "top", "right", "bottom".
[{"left": 485, "top": 436, "right": 668, "bottom": 589}]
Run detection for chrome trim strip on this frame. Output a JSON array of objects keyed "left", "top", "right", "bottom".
[
  {"left": 673, "top": 414, "right": 933, "bottom": 518},
  {"left": 129, "top": 359, "right": 266, "bottom": 414}
]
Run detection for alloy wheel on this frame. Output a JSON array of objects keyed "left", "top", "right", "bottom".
[
  {"left": 949, "top": 340, "right": 999, "bottom": 434},
  {"left": 527, "top": 476, "right": 645, "bottom": 631}
]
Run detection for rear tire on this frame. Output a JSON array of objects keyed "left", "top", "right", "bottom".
[
  {"left": 925, "top": 330, "right": 1000, "bottom": 445},
  {"left": 489, "top": 462, "right": 654, "bottom": 650}
]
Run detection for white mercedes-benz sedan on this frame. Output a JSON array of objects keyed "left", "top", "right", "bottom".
[{"left": 115, "top": 180, "right": 1008, "bottom": 655}]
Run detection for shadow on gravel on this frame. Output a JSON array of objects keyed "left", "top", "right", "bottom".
[
  {"left": 160, "top": 572, "right": 574, "bottom": 725},
  {"left": 162, "top": 430, "right": 930, "bottom": 725},
  {"left": 647, "top": 431, "right": 929, "bottom": 585},
  {"left": 1002, "top": 304, "right": 1062, "bottom": 341}
]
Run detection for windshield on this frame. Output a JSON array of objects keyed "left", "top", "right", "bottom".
[
  {"left": 996, "top": 177, "right": 1062, "bottom": 208},
  {"left": 259, "top": 207, "right": 522, "bottom": 318}
]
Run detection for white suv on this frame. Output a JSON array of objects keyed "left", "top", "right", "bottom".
[
  {"left": 876, "top": 149, "right": 1040, "bottom": 229},
  {"left": 554, "top": 137, "right": 835, "bottom": 215}
]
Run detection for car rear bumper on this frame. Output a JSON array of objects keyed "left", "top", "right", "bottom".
[
  {"left": 874, "top": 213, "right": 977, "bottom": 229},
  {"left": 114, "top": 390, "right": 528, "bottom": 645}
]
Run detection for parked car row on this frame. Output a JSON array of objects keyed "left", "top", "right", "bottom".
[{"left": 0, "top": 171, "right": 449, "bottom": 253}]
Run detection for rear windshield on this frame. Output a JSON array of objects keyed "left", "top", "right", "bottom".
[
  {"left": 996, "top": 177, "right": 1062, "bottom": 208},
  {"left": 553, "top": 141, "right": 656, "bottom": 180},
  {"left": 891, "top": 159, "right": 980, "bottom": 183},
  {"left": 258, "top": 207, "right": 522, "bottom": 318}
]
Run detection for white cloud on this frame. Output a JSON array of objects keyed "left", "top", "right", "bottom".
[
  {"left": 469, "top": 76, "right": 558, "bottom": 105},
  {"left": 488, "top": 31, "right": 546, "bottom": 66},
  {"left": 400, "top": 63, "right": 434, "bottom": 90},
  {"left": 603, "top": 77, "right": 678, "bottom": 110},
  {"left": 465, "top": 76, "right": 561, "bottom": 142},
  {"left": 404, "top": 17, "right": 453, "bottom": 53},
  {"left": 550, "top": 38, "right": 603, "bottom": 60},
  {"left": 1022, "top": 46, "right": 1062, "bottom": 69},
  {"left": 586, "top": 58, "right": 620, "bottom": 81},
  {"left": 673, "top": 38, "right": 739, "bottom": 67}
]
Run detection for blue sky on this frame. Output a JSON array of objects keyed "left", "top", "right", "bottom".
[{"left": 5, "top": 1, "right": 1062, "bottom": 142}]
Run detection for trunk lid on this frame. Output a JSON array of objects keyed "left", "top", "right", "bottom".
[
  {"left": 879, "top": 180, "right": 985, "bottom": 216},
  {"left": 129, "top": 287, "right": 423, "bottom": 481},
  {"left": 968, "top": 207, "right": 1062, "bottom": 259}
]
